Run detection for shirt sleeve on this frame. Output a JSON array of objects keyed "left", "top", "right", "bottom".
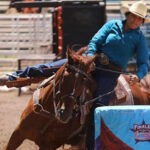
[
  {"left": 136, "top": 33, "right": 149, "bottom": 80},
  {"left": 86, "top": 20, "right": 114, "bottom": 56}
]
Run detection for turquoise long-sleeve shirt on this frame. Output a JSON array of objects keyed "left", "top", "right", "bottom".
[{"left": 87, "top": 20, "right": 149, "bottom": 80}]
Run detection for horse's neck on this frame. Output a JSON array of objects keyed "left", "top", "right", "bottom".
[{"left": 41, "top": 63, "right": 67, "bottom": 104}]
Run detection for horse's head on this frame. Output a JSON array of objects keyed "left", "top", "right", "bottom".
[
  {"left": 56, "top": 47, "right": 97, "bottom": 124},
  {"left": 65, "top": 46, "right": 97, "bottom": 97},
  {"left": 40, "top": 47, "right": 97, "bottom": 124}
]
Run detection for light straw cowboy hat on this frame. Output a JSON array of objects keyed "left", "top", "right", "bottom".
[{"left": 121, "top": 1, "right": 150, "bottom": 23}]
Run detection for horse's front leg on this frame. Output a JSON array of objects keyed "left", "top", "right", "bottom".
[
  {"left": 4, "top": 126, "right": 25, "bottom": 150},
  {"left": 4, "top": 99, "right": 38, "bottom": 150}
]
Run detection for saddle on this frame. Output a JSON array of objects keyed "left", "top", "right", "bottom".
[
  {"left": 115, "top": 81, "right": 127, "bottom": 104},
  {"left": 113, "top": 74, "right": 134, "bottom": 105}
]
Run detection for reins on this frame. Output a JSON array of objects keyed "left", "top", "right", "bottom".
[
  {"left": 33, "top": 62, "right": 131, "bottom": 120},
  {"left": 66, "top": 64, "right": 90, "bottom": 79},
  {"left": 94, "top": 66, "right": 129, "bottom": 75},
  {"left": 33, "top": 62, "right": 92, "bottom": 123},
  {"left": 33, "top": 57, "right": 123, "bottom": 139},
  {"left": 84, "top": 90, "right": 114, "bottom": 107},
  {"left": 84, "top": 65, "right": 129, "bottom": 107}
]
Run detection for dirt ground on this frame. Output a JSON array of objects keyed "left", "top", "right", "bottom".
[{"left": 0, "top": 87, "right": 70, "bottom": 150}]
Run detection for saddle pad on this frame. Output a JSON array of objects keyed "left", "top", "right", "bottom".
[{"left": 95, "top": 106, "right": 150, "bottom": 150}]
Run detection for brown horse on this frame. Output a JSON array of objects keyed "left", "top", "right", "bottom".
[
  {"left": 4, "top": 48, "right": 97, "bottom": 150},
  {"left": 4, "top": 47, "right": 150, "bottom": 150}
]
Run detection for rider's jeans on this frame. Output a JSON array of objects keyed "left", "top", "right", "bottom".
[
  {"left": 86, "top": 68, "right": 120, "bottom": 150},
  {"left": 9, "top": 59, "right": 67, "bottom": 81}
]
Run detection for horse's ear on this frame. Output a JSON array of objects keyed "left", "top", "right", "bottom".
[
  {"left": 66, "top": 46, "right": 74, "bottom": 64},
  {"left": 87, "top": 54, "right": 98, "bottom": 72},
  {"left": 87, "top": 54, "right": 97, "bottom": 65}
]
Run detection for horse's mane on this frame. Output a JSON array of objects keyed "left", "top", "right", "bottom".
[{"left": 40, "top": 63, "right": 67, "bottom": 102}]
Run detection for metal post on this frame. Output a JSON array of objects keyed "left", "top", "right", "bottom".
[
  {"left": 17, "top": 59, "right": 22, "bottom": 96},
  {"left": 42, "top": 0, "right": 46, "bottom": 45}
]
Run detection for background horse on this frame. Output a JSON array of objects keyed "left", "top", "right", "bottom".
[{"left": 4, "top": 48, "right": 97, "bottom": 150}]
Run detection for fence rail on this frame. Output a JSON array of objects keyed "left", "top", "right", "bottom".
[
  {"left": 0, "top": 13, "right": 54, "bottom": 75},
  {"left": 0, "top": 0, "right": 150, "bottom": 76},
  {"left": 0, "top": 1, "right": 10, "bottom": 12},
  {"left": 0, "top": 14, "right": 52, "bottom": 52}
]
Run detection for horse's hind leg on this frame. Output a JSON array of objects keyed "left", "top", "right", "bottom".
[{"left": 4, "top": 127, "right": 25, "bottom": 150}]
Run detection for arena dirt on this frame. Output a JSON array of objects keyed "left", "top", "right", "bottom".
[{"left": 0, "top": 89, "right": 71, "bottom": 150}]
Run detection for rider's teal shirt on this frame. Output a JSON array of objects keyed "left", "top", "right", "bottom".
[{"left": 87, "top": 20, "right": 149, "bottom": 80}]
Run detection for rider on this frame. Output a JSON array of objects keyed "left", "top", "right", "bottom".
[
  {"left": 0, "top": 1, "right": 148, "bottom": 85},
  {"left": 86, "top": 1, "right": 149, "bottom": 149},
  {"left": 0, "top": 1, "right": 149, "bottom": 149}
]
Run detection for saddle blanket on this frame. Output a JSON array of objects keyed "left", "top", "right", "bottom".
[{"left": 95, "top": 106, "right": 150, "bottom": 150}]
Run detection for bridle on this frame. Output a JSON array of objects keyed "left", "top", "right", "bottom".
[
  {"left": 33, "top": 62, "right": 92, "bottom": 125},
  {"left": 66, "top": 64, "right": 90, "bottom": 79},
  {"left": 54, "top": 63, "right": 91, "bottom": 122}
]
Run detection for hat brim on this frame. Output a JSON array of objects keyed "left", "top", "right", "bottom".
[
  {"left": 121, "top": 4, "right": 150, "bottom": 24},
  {"left": 129, "top": 11, "right": 150, "bottom": 24},
  {"left": 121, "top": 3, "right": 129, "bottom": 14}
]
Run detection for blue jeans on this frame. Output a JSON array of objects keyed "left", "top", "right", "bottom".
[
  {"left": 86, "top": 67, "right": 120, "bottom": 150},
  {"left": 9, "top": 59, "right": 67, "bottom": 81}
]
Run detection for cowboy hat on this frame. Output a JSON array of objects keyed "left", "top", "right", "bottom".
[{"left": 121, "top": 1, "right": 150, "bottom": 23}]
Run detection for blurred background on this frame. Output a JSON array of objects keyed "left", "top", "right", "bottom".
[
  {"left": 0, "top": 1, "right": 149, "bottom": 149},
  {"left": 0, "top": 0, "right": 149, "bottom": 80}
]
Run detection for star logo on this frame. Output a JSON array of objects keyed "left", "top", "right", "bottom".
[{"left": 131, "top": 120, "right": 150, "bottom": 143}]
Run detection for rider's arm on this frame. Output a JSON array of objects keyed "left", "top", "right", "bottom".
[
  {"left": 87, "top": 20, "right": 114, "bottom": 56},
  {"left": 136, "top": 33, "right": 149, "bottom": 80}
]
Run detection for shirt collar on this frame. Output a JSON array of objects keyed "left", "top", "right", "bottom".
[{"left": 116, "top": 20, "right": 140, "bottom": 33}]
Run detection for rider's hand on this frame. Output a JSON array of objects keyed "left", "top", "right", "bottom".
[
  {"left": 89, "top": 62, "right": 96, "bottom": 72},
  {"left": 128, "top": 74, "right": 139, "bottom": 85},
  {"left": 99, "top": 53, "right": 109, "bottom": 65}
]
